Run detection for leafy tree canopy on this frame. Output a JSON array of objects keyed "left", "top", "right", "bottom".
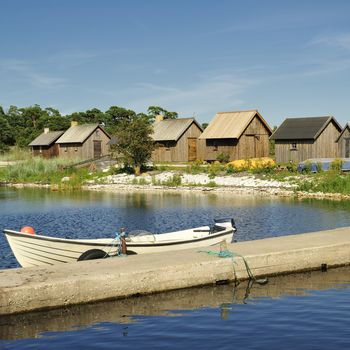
[
  {"left": 147, "top": 106, "right": 178, "bottom": 120},
  {"left": 111, "top": 113, "right": 154, "bottom": 175},
  {"left": 0, "top": 104, "right": 178, "bottom": 151}
]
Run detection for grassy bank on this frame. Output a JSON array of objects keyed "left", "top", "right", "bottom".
[
  {"left": 1, "top": 154, "right": 350, "bottom": 196},
  {"left": 0, "top": 157, "right": 98, "bottom": 190}
]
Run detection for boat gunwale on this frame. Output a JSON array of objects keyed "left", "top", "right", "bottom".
[{"left": 3, "top": 227, "right": 235, "bottom": 248}]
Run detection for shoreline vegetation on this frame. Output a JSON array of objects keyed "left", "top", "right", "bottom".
[{"left": 1, "top": 151, "right": 350, "bottom": 201}]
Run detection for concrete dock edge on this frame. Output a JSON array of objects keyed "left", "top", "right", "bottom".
[{"left": 1, "top": 227, "right": 350, "bottom": 315}]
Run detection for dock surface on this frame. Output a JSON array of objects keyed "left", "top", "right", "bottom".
[{"left": 1, "top": 226, "right": 350, "bottom": 315}]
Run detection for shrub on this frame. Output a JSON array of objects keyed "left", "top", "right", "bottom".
[
  {"left": 226, "top": 164, "right": 238, "bottom": 174},
  {"left": 162, "top": 174, "right": 182, "bottom": 186},
  {"left": 330, "top": 159, "right": 343, "bottom": 172},
  {"left": 208, "top": 162, "right": 223, "bottom": 179},
  {"left": 216, "top": 152, "right": 230, "bottom": 164},
  {"left": 186, "top": 160, "right": 203, "bottom": 175}
]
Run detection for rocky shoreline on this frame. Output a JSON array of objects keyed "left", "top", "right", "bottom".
[{"left": 2, "top": 171, "right": 350, "bottom": 201}]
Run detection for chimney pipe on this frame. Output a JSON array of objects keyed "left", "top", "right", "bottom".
[{"left": 155, "top": 115, "right": 164, "bottom": 123}]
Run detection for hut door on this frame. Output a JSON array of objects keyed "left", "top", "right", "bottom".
[
  {"left": 188, "top": 138, "right": 197, "bottom": 161},
  {"left": 345, "top": 138, "right": 350, "bottom": 158},
  {"left": 93, "top": 140, "right": 102, "bottom": 158},
  {"left": 245, "top": 135, "right": 257, "bottom": 158}
]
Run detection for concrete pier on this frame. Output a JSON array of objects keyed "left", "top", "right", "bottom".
[{"left": 1, "top": 226, "right": 350, "bottom": 315}]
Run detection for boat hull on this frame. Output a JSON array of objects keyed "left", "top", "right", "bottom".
[
  {"left": 3, "top": 230, "right": 119, "bottom": 268},
  {"left": 3, "top": 222, "right": 235, "bottom": 268}
]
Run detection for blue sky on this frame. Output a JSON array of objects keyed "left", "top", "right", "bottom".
[{"left": 1, "top": 0, "right": 350, "bottom": 126}]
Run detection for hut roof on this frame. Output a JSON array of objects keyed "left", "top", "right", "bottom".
[
  {"left": 56, "top": 124, "right": 110, "bottom": 144},
  {"left": 336, "top": 123, "right": 350, "bottom": 142},
  {"left": 29, "top": 130, "right": 65, "bottom": 146},
  {"left": 198, "top": 109, "right": 272, "bottom": 140},
  {"left": 270, "top": 116, "right": 342, "bottom": 140},
  {"left": 152, "top": 118, "right": 203, "bottom": 142}
]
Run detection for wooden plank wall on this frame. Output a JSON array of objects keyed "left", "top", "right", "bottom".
[
  {"left": 197, "top": 115, "right": 270, "bottom": 161},
  {"left": 59, "top": 128, "right": 110, "bottom": 160},
  {"left": 338, "top": 128, "right": 350, "bottom": 158},
  {"left": 32, "top": 144, "right": 59, "bottom": 158},
  {"left": 274, "top": 121, "right": 341, "bottom": 163},
  {"left": 152, "top": 123, "right": 202, "bottom": 162}
]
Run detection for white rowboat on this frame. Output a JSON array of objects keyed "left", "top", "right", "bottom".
[{"left": 3, "top": 218, "right": 236, "bottom": 268}]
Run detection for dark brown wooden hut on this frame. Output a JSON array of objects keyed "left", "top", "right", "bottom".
[
  {"left": 29, "top": 128, "right": 64, "bottom": 158},
  {"left": 337, "top": 123, "right": 350, "bottom": 158},
  {"left": 56, "top": 123, "right": 111, "bottom": 160},
  {"left": 270, "top": 116, "right": 342, "bottom": 163},
  {"left": 197, "top": 109, "right": 272, "bottom": 161},
  {"left": 151, "top": 117, "right": 203, "bottom": 162}
]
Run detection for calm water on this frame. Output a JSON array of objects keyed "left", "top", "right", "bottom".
[{"left": 1, "top": 187, "right": 350, "bottom": 348}]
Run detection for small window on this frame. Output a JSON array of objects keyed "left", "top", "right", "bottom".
[{"left": 291, "top": 142, "right": 297, "bottom": 150}]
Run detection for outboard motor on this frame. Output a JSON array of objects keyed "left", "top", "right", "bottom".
[{"left": 214, "top": 217, "right": 237, "bottom": 231}]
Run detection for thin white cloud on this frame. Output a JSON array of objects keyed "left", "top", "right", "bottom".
[
  {"left": 126, "top": 73, "right": 259, "bottom": 119},
  {"left": 312, "top": 33, "right": 350, "bottom": 51},
  {"left": 0, "top": 58, "right": 66, "bottom": 89}
]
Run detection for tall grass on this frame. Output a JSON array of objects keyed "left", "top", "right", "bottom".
[
  {"left": 0, "top": 146, "right": 32, "bottom": 161},
  {"left": 296, "top": 171, "right": 350, "bottom": 194},
  {"left": 0, "top": 157, "right": 90, "bottom": 189}
]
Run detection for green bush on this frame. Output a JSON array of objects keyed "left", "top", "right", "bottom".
[
  {"left": 208, "top": 162, "right": 223, "bottom": 179},
  {"left": 216, "top": 152, "right": 230, "bottom": 164},
  {"left": 162, "top": 174, "right": 182, "bottom": 186},
  {"left": 185, "top": 160, "right": 203, "bottom": 175},
  {"left": 286, "top": 162, "right": 298, "bottom": 173},
  {"left": 330, "top": 159, "right": 343, "bottom": 172},
  {"left": 225, "top": 164, "right": 238, "bottom": 174}
]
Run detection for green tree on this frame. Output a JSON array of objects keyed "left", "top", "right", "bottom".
[
  {"left": 147, "top": 106, "right": 178, "bottom": 120},
  {"left": 0, "top": 115, "right": 12, "bottom": 152},
  {"left": 111, "top": 113, "right": 154, "bottom": 175},
  {"left": 105, "top": 106, "right": 136, "bottom": 134}
]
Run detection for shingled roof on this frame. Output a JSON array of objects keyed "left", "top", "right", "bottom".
[
  {"left": 152, "top": 118, "right": 203, "bottom": 142},
  {"left": 336, "top": 123, "right": 350, "bottom": 142},
  {"left": 198, "top": 109, "right": 272, "bottom": 140},
  {"left": 270, "top": 116, "right": 342, "bottom": 140},
  {"left": 56, "top": 124, "right": 109, "bottom": 144},
  {"left": 29, "top": 130, "right": 65, "bottom": 146}
]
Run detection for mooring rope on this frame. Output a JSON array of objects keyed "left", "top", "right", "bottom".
[{"left": 198, "top": 249, "right": 268, "bottom": 285}]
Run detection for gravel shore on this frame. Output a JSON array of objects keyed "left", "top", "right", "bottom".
[
  {"left": 83, "top": 171, "right": 335, "bottom": 199},
  {"left": 3, "top": 171, "right": 350, "bottom": 201}
]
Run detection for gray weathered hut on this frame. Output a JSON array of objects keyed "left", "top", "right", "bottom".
[
  {"left": 270, "top": 116, "right": 342, "bottom": 163},
  {"left": 337, "top": 123, "right": 350, "bottom": 158},
  {"left": 29, "top": 128, "right": 64, "bottom": 158},
  {"left": 197, "top": 109, "right": 272, "bottom": 161},
  {"left": 152, "top": 117, "right": 203, "bottom": 162},
  {"left": 56, "top": 122, "right": 111, "bottom": 160}
]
